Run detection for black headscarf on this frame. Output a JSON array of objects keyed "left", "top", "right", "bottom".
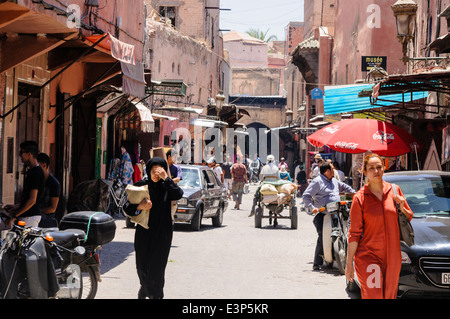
[
  {"left": 145, "top": 157, "right": 169, "bottom": 203},
  {"left": 146, "top": 157, "right": 167, "bottom": 182}
]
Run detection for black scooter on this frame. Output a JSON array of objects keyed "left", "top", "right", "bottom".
[{"left": 0, "top": 211, "right": 101, "bottom": 299}]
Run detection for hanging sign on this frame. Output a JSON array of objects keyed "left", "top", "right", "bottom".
[
  {"left": 311, "top": 88, "right": 323, "bottom": 100},
  {"left": 361, "top": 56, "right": 387, "bottom": 72}
]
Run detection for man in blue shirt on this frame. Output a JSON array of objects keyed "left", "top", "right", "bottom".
[{"left": 302, "top": 162, "right": 355, "bottom": 270}]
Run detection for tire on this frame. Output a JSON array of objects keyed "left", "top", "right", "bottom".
[
  {"left": 255, "top": 206, "right": 262, "bottom": 228},
  {"left": 191, "top": 207, "right": 202, "bottom": 231},
  {"left": 212, "top": 205, "right": 224, "bottom": 227},
  {"left": 79, "top": 265, "right": 98, "bottom": 299},
  {"left": 291, "top": 206, "right": 298, "bottom": 229},
  {"left": 333, "top": 236, "right": 347, "bottom": 275}
]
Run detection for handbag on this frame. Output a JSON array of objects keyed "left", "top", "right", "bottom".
[
  {"left": 392, "top": 184, "right": 415, "bottom": 246},
  {"left": 243, "top": 183, "right": 250, "bottom": 194}
]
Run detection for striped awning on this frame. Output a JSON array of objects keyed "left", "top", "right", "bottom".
[{"left": 118, "top": 102, "right": 154, "bottom": 133}]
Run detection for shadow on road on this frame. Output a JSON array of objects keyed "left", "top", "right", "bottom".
[
  {"left": 100, "top": 241, "right": 135, "bottom": 274},
  {"left": 173, "top": 223, "right": 228, "bottom": 233}
]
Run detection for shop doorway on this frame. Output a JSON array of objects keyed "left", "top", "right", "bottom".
[
  {"left": 72, "top": 98, "right": 97, "bottom": 186},
  {"left": 15, "top": 83, "right": 41, "bottom": 202}
]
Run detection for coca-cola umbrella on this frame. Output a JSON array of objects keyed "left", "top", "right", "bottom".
[{"left": 307, "top": 118, "right": 422, "bottom": 157}]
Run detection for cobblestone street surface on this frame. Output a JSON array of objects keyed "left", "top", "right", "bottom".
[{"left": 95, "top": 184, "right": 359, "bottom": 300}]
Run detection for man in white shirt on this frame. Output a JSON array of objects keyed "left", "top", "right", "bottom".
[
  {"left": 207, "top": 158, "right": 224, "bottom": 184},
  {"left": 259, "top": 155, "right": 280, "bottom": 182}
]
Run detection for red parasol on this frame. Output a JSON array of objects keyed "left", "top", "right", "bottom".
[{"left": 307, "top": 119, "right": 422, "bottom": 157}]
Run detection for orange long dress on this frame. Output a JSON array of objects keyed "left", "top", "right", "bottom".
[{"left": 348, "top": 182, "right": 412, "bottom": 299}]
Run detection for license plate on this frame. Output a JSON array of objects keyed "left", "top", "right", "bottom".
[{"left": 442, "top": 273, "right": 450, "bottom": 284}]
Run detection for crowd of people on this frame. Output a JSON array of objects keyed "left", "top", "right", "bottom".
[
  {"left": 1, "top": 140, "right": 413, "bottom": 300},
  {"left": 203, "top": 151, "right": 413, "bottom": 300}
]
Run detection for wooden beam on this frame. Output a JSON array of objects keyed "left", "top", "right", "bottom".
[
  {"left": 48, "top": 47, "right": 116, "bottom": 71},
  {"left": 0, "top": 32, "right": 77, "bottom": 73},
  {"left": 0, "top": 9, "right": 31, "bottom": 29}
]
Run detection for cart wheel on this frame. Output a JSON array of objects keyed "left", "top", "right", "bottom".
[
  {"left": 255, "top": 206, "right": 262, "bottom": 228},
  {"left": 291, "top": 206, "right": 298, "bottom": 229}
]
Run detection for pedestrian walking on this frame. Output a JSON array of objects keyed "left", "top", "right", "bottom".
[
  {"left": 346, "top": 153, "right": 413, "bottom": 299},
  {"left": 123, "top": 157, "right": 183, "bottom": 299},
  {"left": 302, "top": 162, "right": 355, "bottom": 270},
  {"left": 295, "top": 164, "right": 307, "bottom": 197},
  {"left": 278, "top": 157, "right": 288, "bottom": 169},
  {"left": 221, "top": 155, "right": 233, "bottom": 199},
  {"left": 279, "top": 165, "right": 291, "bottom": 181},
  {"left": 4, "top": 141, "right": 45, "bottom": 228},
  {"left": 120, "top": 145, "right": 134, "bottom": 185},
  {"left": 230, "top": 155, "right": 247, "bottom": 210}
]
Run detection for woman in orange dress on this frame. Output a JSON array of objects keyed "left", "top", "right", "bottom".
[{"left": 345, "top": 153, "right": 413, "bottom": 299}]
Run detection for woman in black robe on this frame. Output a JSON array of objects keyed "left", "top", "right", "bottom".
[{"left": 123, "top": 157, "right": 183, "bottom": 299}]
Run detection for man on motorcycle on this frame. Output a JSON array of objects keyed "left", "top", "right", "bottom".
[{"left": 302, "top": 162, "right": 355, "bottom": 270}]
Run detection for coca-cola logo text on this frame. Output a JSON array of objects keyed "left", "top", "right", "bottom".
[
  {"left": 373, "top": 130, "right": 394, "bottom": 144},
  {"left": 323, "top": 125, "right": 340, "bottom": 134},
  {"left": 334, "top": 141, "right": 359, "bottom": 150}
]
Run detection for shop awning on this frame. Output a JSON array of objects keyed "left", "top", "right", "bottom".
[
  {"left": 118, "top": 102, "right": 154, "bottom": 133},
  {"left": 370, "top": 70, "right": 450, "bottom": 113},
  {"left": 323, "top": 84, "right": 428, "bottom": 115},
  {"left": 429, "top": 33, "right": 450, "bottom": 54},
  {"left": 190, "top": 118, "right": 228, "bottom": 128},
  {"left": 121, "top": 61, "right": 146, "bottom": 98},
  {"left": 151, "top": 113, "right": 178, "bottom": 121}
]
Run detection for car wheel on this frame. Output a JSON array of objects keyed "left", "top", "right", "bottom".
[
  {"left": 212, "top": 205, "right": 224, "bottom": 227},
  {"left": 191, "top": 207, "right": 202, "bottom": 231}
]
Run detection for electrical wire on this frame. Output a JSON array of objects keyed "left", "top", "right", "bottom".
[{"left": 220, "top": 0, "right": 300, "bottom": 14}]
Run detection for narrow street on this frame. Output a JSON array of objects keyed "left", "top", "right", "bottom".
[{"left": 95, "top": 184, "right": 359, "bottom": 300}]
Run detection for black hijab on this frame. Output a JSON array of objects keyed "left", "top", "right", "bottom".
[
  {"left": 145, "top": 157, "right": 169, "bottom": 202},
  {"left": 146, "top": 157, "right": 168, "bottom": 183}
]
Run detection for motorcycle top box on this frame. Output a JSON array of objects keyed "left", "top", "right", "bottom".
[{"left": 59, "top": 211, "right": 116, "bottom": 246}]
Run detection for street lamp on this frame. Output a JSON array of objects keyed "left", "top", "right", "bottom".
[
  {"left": 285, "top": 109, "right": 293, "bottom": 126},
  {"left": 215, "top": 90, "right": 225, "bottom": 119},
  {"left": 392, "top": 0, "right": 418, "bottom": 64}
]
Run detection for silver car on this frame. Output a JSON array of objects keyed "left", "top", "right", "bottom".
[{"left": 175, "top": 165, "right": 228, "bottom": 231}]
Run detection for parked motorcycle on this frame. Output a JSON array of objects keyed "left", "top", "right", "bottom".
[
  {"left": 318, "top": 199, "right": 351, "bottom": 275},
  {"left": 0, "top": 210, "right": 115, "bottom": 299}
]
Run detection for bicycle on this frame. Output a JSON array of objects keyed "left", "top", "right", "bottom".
[{"left": 106, "top": 179, "right": 128, "bottom": 217}]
